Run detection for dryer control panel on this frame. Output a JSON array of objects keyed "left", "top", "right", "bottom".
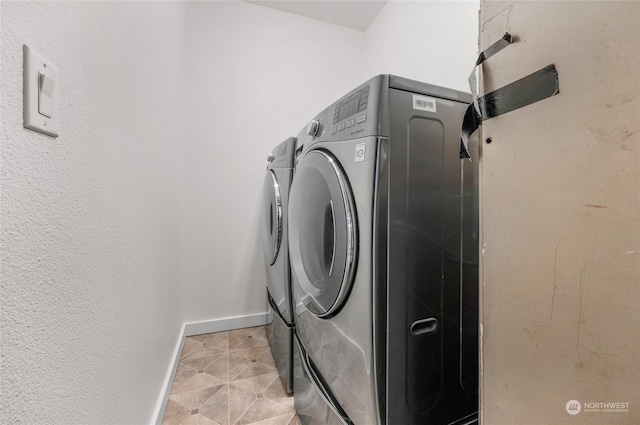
[
  {"left": 333, "top": 85, "right": 369, "bottom": 126},
  {"left": 327, "top": 84, "right": 372, "bottom": 141},
  {"left": 300, "top": 75, "right": 388, "bottom": 149},
  {"left": 299, "top": 74, "right": 471, "bottom": 152}
]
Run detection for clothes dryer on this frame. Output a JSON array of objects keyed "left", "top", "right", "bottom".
[
  {"left": 288, "top": 75, "right": 479, "bottom": 424},
  {"left": 262, "top": 137, "right": 297, "bottom": 394}
]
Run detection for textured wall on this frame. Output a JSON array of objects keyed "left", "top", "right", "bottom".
[
  {"left": 479, "top": 1, "right": 640, "bottom": 423},
  {"left": 1, "top": 1, "right": 482, "bottom": 423},
  {"left": 1, "top": 2, "right": 186, "bottom": 424}
]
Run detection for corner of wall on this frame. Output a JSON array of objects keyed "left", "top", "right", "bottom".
[{"left": 149, "top": 312, "right": 273, "bottom": 425}]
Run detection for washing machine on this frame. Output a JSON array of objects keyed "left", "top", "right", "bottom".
[
  {"left": 288, "top": 75, "right": 479, "bottom": 424},
  {"left": 262, "top": 137, "right": 297, "bottom": 394}
]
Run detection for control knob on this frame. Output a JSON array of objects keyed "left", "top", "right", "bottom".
[
  {"left": 307, "top": 119, "right": 320, "bottom": 137},
  {"left": 267, "top": 152, "right": 275, "bottom": 162}
]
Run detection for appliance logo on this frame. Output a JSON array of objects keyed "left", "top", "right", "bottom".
[
  {"left": 566, "top": 400, "right": 581, "bottom": 415},
  {"left": 355, "top": 143, "right": 365, "bottom": 162}
]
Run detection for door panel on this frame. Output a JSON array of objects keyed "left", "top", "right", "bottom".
[
  {"left": 288, "top": 150, "right": 357, "bottom": 318},
  {"left": 294, "top": 336, "right": 352, "bottom": 425},
  {"left": 262, "top": 170, "right": 282, "bottom": 266}
]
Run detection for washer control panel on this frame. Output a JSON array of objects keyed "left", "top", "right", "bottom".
[{"left": 267, "top": 137, "right": 297, "bottom": 169}]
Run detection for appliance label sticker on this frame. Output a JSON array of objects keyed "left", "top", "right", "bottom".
[
  {"left": 355, "top": 143, "right": 365, "bottom": 162},
  {"left": 413, "top": 95, "right": 437, "bottom": 112}
]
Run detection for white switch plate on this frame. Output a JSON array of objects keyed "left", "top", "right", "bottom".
[{"left": 23, "top": 45, "right": 59, "bottom": 137}]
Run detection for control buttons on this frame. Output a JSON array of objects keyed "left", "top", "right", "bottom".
[
  {"left": 359, "top": 85, "right": 369, "bottom": 111},
  {"left": 307, "top": 119, "right": 320, "bottom": 137},
  {"left": 330, "top": 86, "right": 370, "bottom": 135}
]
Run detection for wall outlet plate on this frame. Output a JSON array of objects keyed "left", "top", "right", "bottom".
[{"left": 23, "top": 45, "right": 59, "bottom": 138}]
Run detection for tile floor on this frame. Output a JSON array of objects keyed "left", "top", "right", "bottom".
[{"left": 162, "top": 326, "right": 300, "bottom": 425}]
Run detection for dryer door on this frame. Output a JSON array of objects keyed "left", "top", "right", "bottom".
[
  {"left": 262, "top": 170, "right": 283, "bottom": 266},
  {"left": 288, "top": 149, "right": 357, "bottom": 318}
]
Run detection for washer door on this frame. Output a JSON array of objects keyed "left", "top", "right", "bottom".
[
  {"left": 288, "top": 149, "right": 357, "bottom": 318},
  {"left": 262, "top": 170, "right": 283, "bottom": 266}
]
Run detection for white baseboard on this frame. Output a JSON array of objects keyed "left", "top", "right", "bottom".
[
  {"left": 150, "top": 312, "right": 273, "bottom": 425},
  {"left": 150, "top": 323, "right": 186, "bottom": 425},
  {"left": 184, "top": 311, "right": 273, "bottom": 337}
]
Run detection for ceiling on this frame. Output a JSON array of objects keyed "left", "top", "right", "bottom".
[{"left": 244, "top": 1, "right": 389, "bottom": 31}]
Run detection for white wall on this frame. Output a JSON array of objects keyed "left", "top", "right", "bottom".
[
  {"left": 1, "top": 2, "right": 187, "bottom": 424},
  {"left": 365, "top": 0, "right": 479, "bottom": 92},
  {"left": 179, "top": 1, "right": 366, "bottom": 322},
  {"left": 177, "top": 0, "right": 480, "bottom": 324}
]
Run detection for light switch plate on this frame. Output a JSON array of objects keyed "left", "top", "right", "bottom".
[{"left": 24, "top": 45, "right": 59, "bottom": 137}]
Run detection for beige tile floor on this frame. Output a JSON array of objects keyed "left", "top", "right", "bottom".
[{"left": 162, "top": 326, "right": 300, "bottom": 425}]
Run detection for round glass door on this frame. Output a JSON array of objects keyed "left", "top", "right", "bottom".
[
  {"left": 288, "top": 149, "right": 357, "bottom": 318},
  {"left": 261, "top": 170, "right": 282, "bottom": 266}
]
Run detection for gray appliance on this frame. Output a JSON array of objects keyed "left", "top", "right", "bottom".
[
  {"left": 288, "top": 75, "right": 479, "bottom": 424},
  {"left": 262, "top": 137, "right": 297, "bottom": 394}
]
